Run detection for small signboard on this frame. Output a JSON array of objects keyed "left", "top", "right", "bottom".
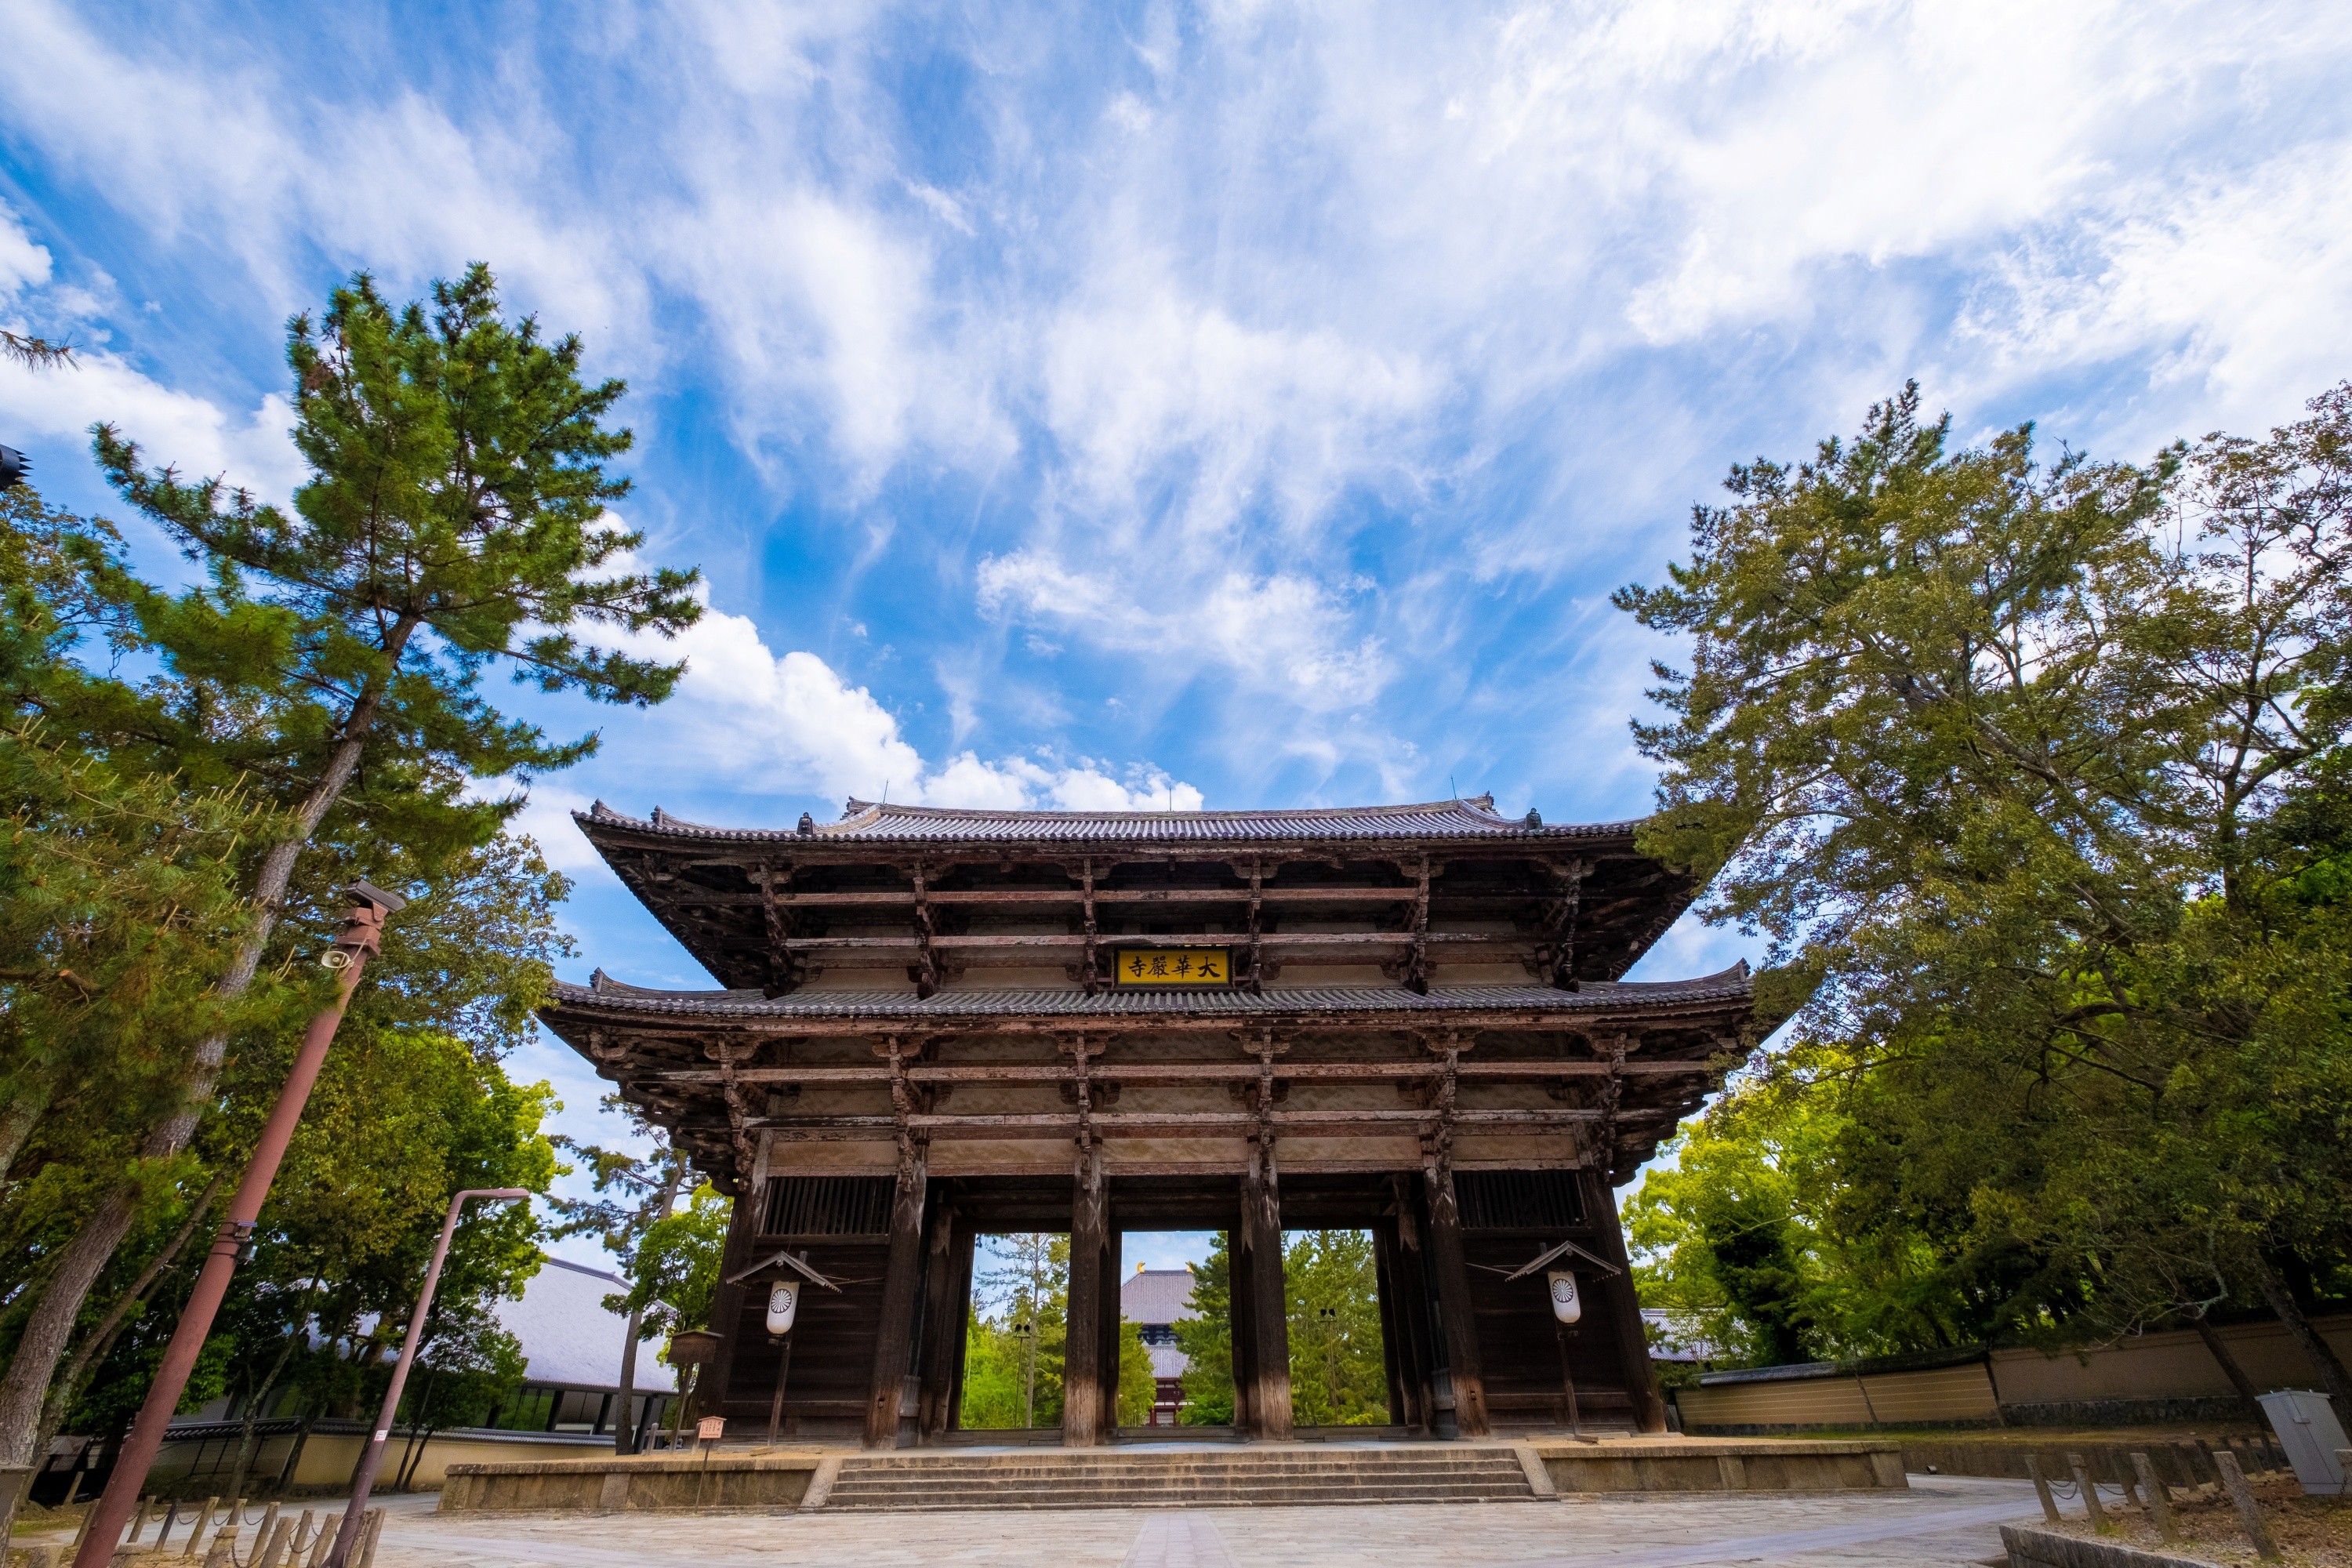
[
  {"left": 1109, "top": 947, "right": 1235, "bottom": 987},
  {"left": 697, "top": 1416, "right": 727, "bottom": 1443}
]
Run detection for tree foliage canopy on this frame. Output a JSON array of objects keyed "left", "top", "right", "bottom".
[{"left": 1619, "top": 383, "right": 2352, "bottom": 1392}]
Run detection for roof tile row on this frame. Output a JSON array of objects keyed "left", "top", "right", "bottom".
[
  {"left": 581, "top": 796, "right": 1644, "bottom": 846},
  {"left": 548, "top": 968, "right": 1751, "bottom": 1020}
]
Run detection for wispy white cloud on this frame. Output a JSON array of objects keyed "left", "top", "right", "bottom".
[{"left": 588, "top": 574, "right": 1203, "bottom": 813}]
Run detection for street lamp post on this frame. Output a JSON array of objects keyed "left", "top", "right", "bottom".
[
  {"left": 70, "top": 884, "right": 405, "bottom": 1568},
  {"left": 321, "top": 1187, "right": 530, "bottom": 1568}
]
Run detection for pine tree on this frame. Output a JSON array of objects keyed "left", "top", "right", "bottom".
[{"left": 0, "top": 264, "right": 702, "bottom": 1481}]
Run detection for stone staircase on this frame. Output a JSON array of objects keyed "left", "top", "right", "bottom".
[{"left": 820, "top": 1445, "right": 1541, "bottom": 1511}]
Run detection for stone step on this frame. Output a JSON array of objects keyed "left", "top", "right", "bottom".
[
  {"left": 818, "top": 1446, "right": 1541, "bottom": 1510},
  {"left": 818, "top": 1476, "right": 1534, "bottom": 1495}
]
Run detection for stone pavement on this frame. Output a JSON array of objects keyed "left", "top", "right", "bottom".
[{"left": 346, "top": 1475, "right": 2046, "bottom": 1567}]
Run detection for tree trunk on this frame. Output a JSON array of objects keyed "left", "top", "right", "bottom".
[
  {"left": 0, "top": 646, "right": 408, "bottom": 1482},
  {"left": 0, "top": 1174, "right": 225, "bottom": 1556},
  {"left": 612, "top": 1167, "right": 682, "bottom": 1457},
  {"left": 223, "top": 1298, "right": 310, "bottom": 1504},
  {"left": 613, "top": 1304, "right": 645, "bottom": 1456},
  {"left": 2190, "top": 1311, "right": 2265, "bottom": 1415},
  {"left": 0, "top": 1075, "right": 56, "bottom": 1183},
  {"left": 2250, "top": 1250, "right": 2352, "bottom": 1417}
]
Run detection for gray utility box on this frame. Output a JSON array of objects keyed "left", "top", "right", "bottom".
[{"left": 2258, "top": 1388, "right": 2347, "bottom": 1494}]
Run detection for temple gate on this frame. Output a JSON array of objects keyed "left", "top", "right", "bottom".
[{"left": 541, "top": 797, "right": 1752, "bottom": 1447}]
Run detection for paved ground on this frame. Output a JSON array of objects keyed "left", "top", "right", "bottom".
[
  {"left": 360, "top": 1475, "right": 2042, "bottom": 1567},
  {"left": 16, "top": 1475, "right": 2050, "bottom": 1566}
]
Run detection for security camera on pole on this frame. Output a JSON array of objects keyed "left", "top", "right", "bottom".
[
  {"left": 321, "top": 1187, "right": 530, "bottom": 1568},
  {"left": 71, "top": 884, "right": 407, "bottom": 1568}
]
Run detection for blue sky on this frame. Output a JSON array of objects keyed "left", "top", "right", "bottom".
[{"left": 4, "top": 0, "right": 2349, "bottom": 1272}]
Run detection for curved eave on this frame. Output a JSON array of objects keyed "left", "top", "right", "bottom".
[{"left": 540, "top": 965, "right": 1753, "bottom": 1032}]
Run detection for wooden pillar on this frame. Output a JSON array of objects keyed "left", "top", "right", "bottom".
[
  {"left": 943, "top": 1225, "right": 977, "bottom": 1434},
  {"left": 1229, "top": 1220, "right": 1258, "bottom": 1432},
  {"left": 701, "top": 1185, "right": 766, "bottom": 1425},
  {"left": 1240, "top": 1142, "right": 1294, "bottom": 1439},
  {"left": 1579, "top": 1167, "right": 1668, "bottom": 1434},
  {"left": 1387, "top": 1176, "right": 1439, "bottom": 1435},
  {"left": 1422, "top": 1147, "right": 1490, "bottom": 1437},
  {"left": 1371, "top": 1220, "right": 1413, "bottom": 1429},
  {"left": 862, "top": 1138, "right": 929, "bottom": 1449},
  {"left": 1063, "top": 1141, "right": 1109, "bottom": 1446},
  {"left": 1098, "top": 1226, "right": 1123, "bottom": 1432},
  {"left": 915, "top": 1196, "right": 965, "bottom": 1443}
]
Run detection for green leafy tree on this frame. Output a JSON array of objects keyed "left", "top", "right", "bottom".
[
  {"left": 959, "top": 1235, "right": 1067, "bottom": 1428},
  {"left": 1616, "top": 382, "right": 2352, "bottom": 1400},
  {"left": 0, "top": 263, "right": 701, "bottom": 1483},
  {"left": 1283, "top": 1232, "right": 1388, "bottom": 1425},
  {"left": 1114, "top": 1318, "right": 1156, "bottom": 1426},
  {"left": 1174, "top": 1234, "right": 1235, "bottom": 1425},
  {"left": 550, "top": 1101, "right": 688, "bottom": 1453}
]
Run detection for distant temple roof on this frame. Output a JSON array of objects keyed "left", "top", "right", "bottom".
[
  {"left": 582, "top": 795, "right": 1637, "bottom": 848},
  {"left": 1121, "top": 1268, "right": 1199, "bottom": 1327}
]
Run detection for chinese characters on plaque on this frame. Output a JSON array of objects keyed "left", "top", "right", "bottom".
[{"left": 1109, "top": 947, "right": 1234, "bottom": 987}]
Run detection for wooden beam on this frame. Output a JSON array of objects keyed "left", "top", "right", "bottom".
[
  {"left": 748, "top": 931, "right": 1553, "bottom": 953},
  {"left": 910, "top": 863, "right": 939, "bottom": 996},
  {"left": 1400, "top": 856, "right": 1432, "bottom": 993},
  {"left": 1080, "top": 859, "right": 1100, "bottom": 996},
  {"left": 757, "top": 863, "right": 804, "bottom": 997},
  {"left": 649, "top": 1058, "right": 1712, "bottom": 1087},
  {"left": 741, "top": 1107, "right": 1628, "bottom": 1142},
  {"left": 1544, "top": 861, "right": 1586, "bottom": 990}
]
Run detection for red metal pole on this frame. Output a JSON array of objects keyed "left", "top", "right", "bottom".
[
  {"left": 321, "top": 1187, "right": 526, "bottom": 1568},
  {"left": 70, "top": 884, "right": 405, "bottom": 1568}
]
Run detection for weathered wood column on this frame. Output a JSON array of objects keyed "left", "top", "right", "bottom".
[
  {"left": 1063, "top": 1036, "right": 1110, "bottom": 1446},
  {"left": 865, "top": 1038, "right": 931, "bottom": 1448},
  {"left": 1098, "top": 1226, "right": 1123, "bottom": 1432},
  {"left": 1239, "top": 1145, "right": 1293, "bottom": 1438},
  {"left": 1229, "top": 1219, "right": 1259, "bottom": 1432},
  {"left": 1578, "top": 1166, "right": 1668, "bottom": 1434},
  {"left": 914, "top": 1194, "right": 966, "bottom": 1442},
  {"left": 700, "top": 1177, "right": 766, "bottom": 1428},
  {"left": 1240, "top": 1031, "right": 1293, "bottom": 1439},
  {"left": 1371, "top": 1218, "right": 1417, "bottom": 1431},
  {"left": 1386, "top": 1178, "right": 1440, "bottom": 1436},
  {"left": 942, "top": 1225, "right": 977, "bottom": 1434},
  {"left": 1063, "top": 1142, "right": 1109, "bottom": 1444},
  {"left": 1420, "top": 1033, "right": 1490, "bottom": 1438}
]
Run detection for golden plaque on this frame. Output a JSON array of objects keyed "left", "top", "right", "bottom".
[{"left": 1109, "top": 947, "right": 1233, "bottom": 987}]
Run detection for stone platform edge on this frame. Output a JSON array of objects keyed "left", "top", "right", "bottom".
[
  {"left": 1530, "top": 1438, "right": 1907, "bottom": 1494},
  {"left": 440, "top": 1438, "right": 1906, "bottom": 1514},
  {"left": 441, "top": 1452, "right": 829, "bottom": 1514}
]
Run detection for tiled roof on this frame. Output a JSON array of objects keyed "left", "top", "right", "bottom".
[
  {"left": 1121, "top": 1269, "right": 1200, "bottom": 1327},
  {"left": 492, "top": 1256, "right": 677, "bottom": 1393},
  {"left": 580, "top": 795, "right": 1641, "bottom": 847},
  {"left": 551, "top": 967, "right": 1751, "bottom": 1020}
]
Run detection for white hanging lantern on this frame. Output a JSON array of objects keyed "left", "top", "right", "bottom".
[
  {"left": 1546, "top": 1269, "right": 1583, "bottom": 1324},
  {"left": 766, "top": 1279, "right": 800, "bottom": 1335}
]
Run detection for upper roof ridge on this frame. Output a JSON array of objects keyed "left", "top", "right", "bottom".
[
  {"left": 574, "top": 794, "right": 1642, "bottom": 844},
  {"left": 830, "top": 795, "right": 1506, "bottom": 823}
]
